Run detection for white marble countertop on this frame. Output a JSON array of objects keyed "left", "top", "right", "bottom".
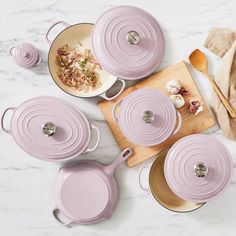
[{"left": 0, "top": 0, "right": 236, "bottom": 235}]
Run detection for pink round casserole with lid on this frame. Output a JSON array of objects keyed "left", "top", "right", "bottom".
[
  {"left": 92, "top": 5, "right": 165, "bottom": 80},
  {"left": 112, "top": 88, "right": 182, "bottom": 146},
  {"left": 10, "top": 43, "right": 41, "bottom": 68},
  {"left": 164, "top": 134, "right": 233, "bottom": 202}
]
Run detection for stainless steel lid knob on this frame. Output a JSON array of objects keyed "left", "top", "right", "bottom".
[
  {"left": 126, "top": 31, "right": 140, "bottom": 45},
  {"left": 194, "top": 162, "right": 208, "bottom": 177},
  {"left": 41, "top": 122, "right": 56, "bottom": 137},
  {"left": 142, "top": 111, "right": 154, "bottom": 123}
]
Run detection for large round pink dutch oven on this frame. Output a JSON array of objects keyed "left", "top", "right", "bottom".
[
  {"left": 46, "top": 6, "right": 165, "bottom": 99},
  {"left": 0, "top": 96, "right": 100, "bottom": 162},
  {"left": 53, "top": 148, "right": 132, "bottom": 226}
]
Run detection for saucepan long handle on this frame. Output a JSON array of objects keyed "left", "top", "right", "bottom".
[{"left": 105, "top": 148, "right": 132, "bottom": 175}]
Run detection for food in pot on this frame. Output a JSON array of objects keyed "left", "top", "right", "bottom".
[
  {"left": 166, "top": 79, "right": 181, "bottom": 94},
  {"left": 56, "top": 44, "right": 102, "bottom": 91},
  {"left": 188, "top": 100, "right": 203, "bottom": 114},
  {"left": 170, "top": 94, "right": 185, "bottom": 108}
]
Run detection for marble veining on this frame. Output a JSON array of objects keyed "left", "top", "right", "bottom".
[{"left": 0, "top": 0, "right": 236, "bottom": 235}]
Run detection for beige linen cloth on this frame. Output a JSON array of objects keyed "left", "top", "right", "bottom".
[{"left": 204, "top": 27, "right": 236, "bottom": 139}]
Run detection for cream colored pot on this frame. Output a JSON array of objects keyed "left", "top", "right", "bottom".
[{"left": 46, "top": 21, "right": 125, "bottom": 100}]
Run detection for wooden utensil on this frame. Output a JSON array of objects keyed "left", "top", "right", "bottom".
[
  {"left": 189, "top": 49, "right": 236, "bottom": 119},
  {"left": 99, "top": 61, "right": 215, "bottom": 167}
]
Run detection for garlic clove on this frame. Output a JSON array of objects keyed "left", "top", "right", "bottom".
[
  {"left": 170, "top": 94, "right": 185, "bottom": 109},
  {"left": 178, "top": 87, "right": 190, "bottom": 96},
  {"left": 188, "top": 99, "right": 203, "bottom": 115}
]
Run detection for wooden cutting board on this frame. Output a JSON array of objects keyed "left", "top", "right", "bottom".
[{"left": 99, "top": 61, "right": 215, "bottom": 167}]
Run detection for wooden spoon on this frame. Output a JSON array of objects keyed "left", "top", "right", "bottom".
[{"left": 189, "top": 49, "right": 236, "bottom": 119}]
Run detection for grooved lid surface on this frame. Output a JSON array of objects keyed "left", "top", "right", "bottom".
[
  {"left": 92, "top": 6, "right": 165, "bottom": 80},
  {"left": 164, "top": 134, "right": 233, "bottom": 202}
]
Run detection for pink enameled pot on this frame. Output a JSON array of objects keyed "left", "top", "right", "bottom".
[
  {"left": 10, "top": 43, "right": 41, "bottom": 68},
  {"left": 46, "top": 22, "right": 125, "bottom": 100},
  {"left": 112, "top": 88, "right": 182, "bottom": 146},
  {"left": 139, "top": 134, "right": 233, "bottom": 213},
  {"left": 46, "top": 6, "right": 165, "bottom": 99},
  {"left": 164, "top": 134, "right": 233, "bottom": 203},
  {"left": 92, "top": 5, "right": 165, "bottom": 80},
  {"left": 53, "top": 148, "right": 132, "bottom": 226},
  {"left": 0, "top": 96, "right": 100, "bottom": 162}
]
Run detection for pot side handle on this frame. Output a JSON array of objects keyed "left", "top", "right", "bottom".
[
  {"left": 84, "top": 124, "right": 100, "bottom": 153},
  {"left": 35, "top": 56, "right": 42, "bottom": 65},
  {"left": 52, "top": 208, "right": 74, "bottom": 227},
  {"left": 112, "top": 99, "right": 123, "bottom": 123},
  {"left": 0, "top": 107, "right": 15, "bottom": 134},
  {"left": 9, "top": 47, "right": 16, "bottom": 56},
  {"left": 46, "top": 21, "right": 70, "bottom": 45},
  {"left": 99, "top": 79, "right": 126, "bottom": 101},
  {"left": 138, "top": 165, "right": 150, "bottom": 193},
  {"left": 172, "top": 111, "right": 182, "bottom": 135}
]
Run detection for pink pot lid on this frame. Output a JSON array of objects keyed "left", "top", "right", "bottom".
[
  {"left": 92, "top": 5, "right": 165, "bottom": 80},
  {"left": 9, "top": 96, "right": 91, "bottom": 161},
  {"left": 56, "top": 166, "right": 110, "bottom": 221},
  {"left": 164, "top": 134, "right": 234, "bottom": 202},
  {"left": 116, "top": 88, "right": 177, "bottom": 146},
  {"left": 10, "top": 43, "right": 40, "bottom": 68}
]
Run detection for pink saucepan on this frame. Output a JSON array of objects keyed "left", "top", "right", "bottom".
[{"left": 53, "top": 148, "right": 132, "bottom": 226}]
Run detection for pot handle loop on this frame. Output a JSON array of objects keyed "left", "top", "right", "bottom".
[
  {"left": 138, "top": 165, "right": 150, "bottom": 193},
  {"left": 1, "top": 107, "right": 15, "bottom": 134},
  {"left": 46, "top": 21, "right": 70, "bottom": 45},
  {"left": 9, "top": 47, "right": 16, "bottom": 56},
  {"left": 84, "top": 124, "right": 100, "bottom": 153},
  {"left": 172, "top": 111, "right": 182, "bottom": 135},
  {"left": 112, "top": 99, "right": 123, "bottom": 123},
  {"left": 35, "top": 56, "right": 42, "bottom": 65},
  {"left": 99, "top": 79, "right": 126, "bottom": 101},
  {"left": 52, "top": 208, "right": 74, "bottom": 227}
]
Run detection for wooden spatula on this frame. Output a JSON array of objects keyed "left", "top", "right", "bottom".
[{"left": 189, "top": 49, "right": 236, "bottom": 119}]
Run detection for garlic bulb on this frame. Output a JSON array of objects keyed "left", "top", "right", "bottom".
[
  {"left": 170, "top": 94, "right": 185, "bottom": 108},
  {"left": 166, "top": 80, "right": 181, "bottom": 94}
]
